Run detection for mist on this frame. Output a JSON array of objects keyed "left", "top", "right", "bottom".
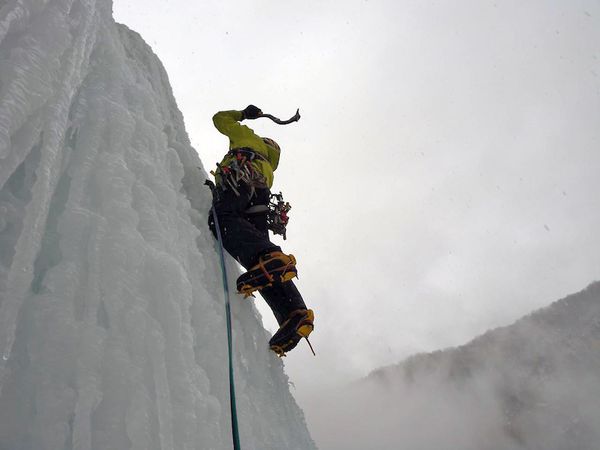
[{"left": 304, "top": 282, "right": 600, "bottom": 450}]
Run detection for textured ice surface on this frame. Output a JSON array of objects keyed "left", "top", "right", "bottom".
[{"left": 0, "top": 1, "right": 316, "bottom": 449}]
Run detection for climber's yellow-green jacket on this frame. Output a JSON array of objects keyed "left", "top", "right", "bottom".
[{"left": 213, "top": 110, "right": 280, "bottom": 188}]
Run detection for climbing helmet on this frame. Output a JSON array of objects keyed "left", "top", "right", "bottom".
[{"left": 262, "top": 137, "right": 280, "bottom": 152}]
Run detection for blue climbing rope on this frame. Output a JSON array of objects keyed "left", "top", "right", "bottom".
[{"left": 211, "top": 206, "right": 241, "bottom": 450}]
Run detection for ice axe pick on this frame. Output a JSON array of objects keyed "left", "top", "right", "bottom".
[{"left": 258, "top": 108, "right": 301, "bottom": 125}]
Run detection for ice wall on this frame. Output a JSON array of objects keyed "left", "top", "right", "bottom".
[{"left": 0, "top": 1, "right": 316, "bottom": 449}]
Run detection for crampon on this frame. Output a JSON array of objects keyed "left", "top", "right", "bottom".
[
  {"left": 269, "top": 309, "right": 315, "bottom": 357},
  {"left": 236, "top": 251, "right": 297, "bottom": 297}
]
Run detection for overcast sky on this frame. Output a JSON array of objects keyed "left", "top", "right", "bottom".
[{"left": 113, "top": 0, "right": 600, "bottom": 405}]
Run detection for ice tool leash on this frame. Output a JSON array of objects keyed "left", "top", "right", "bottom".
[{"left": 205, "top": 181, "right": 241, "bottom": 450}]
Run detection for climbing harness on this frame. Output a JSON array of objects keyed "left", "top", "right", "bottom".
[{"left": 204, "top": 179, "right": 241, "bottom": 450}]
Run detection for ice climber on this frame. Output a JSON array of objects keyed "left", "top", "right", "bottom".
[{"left": 208, "top": 105, "right": 314, "bottom": 356}]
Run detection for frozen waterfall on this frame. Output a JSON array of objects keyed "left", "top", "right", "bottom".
[{"left": 0, "top": 0, "right": 316, "bottom": 449}]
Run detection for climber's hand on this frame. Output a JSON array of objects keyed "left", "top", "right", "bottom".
[{"left": 242, "top": 105, "right": 262, "bottom": 120}]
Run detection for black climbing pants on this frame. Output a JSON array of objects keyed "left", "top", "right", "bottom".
[{"left": 208, "top": 182, "right": 307, "bottom": 324}]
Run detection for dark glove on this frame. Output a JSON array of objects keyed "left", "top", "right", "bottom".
[{"left": 241, "top": 104, "right": 262, "bottom": 120}]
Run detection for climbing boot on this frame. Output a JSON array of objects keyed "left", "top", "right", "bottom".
[
  {"left": 236, "top": 251, "right": 297, "bottom": 297},
  {"left": 269, "top": 309, "right": 314, "bottom": 357}
]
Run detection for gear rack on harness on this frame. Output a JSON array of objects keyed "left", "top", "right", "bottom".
[{"left": 267, "top": 193, "right": 291, "bottom": 240}]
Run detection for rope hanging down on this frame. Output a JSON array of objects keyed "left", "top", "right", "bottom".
[{"left": 210, "top": 203, "right": 242, "bottom": 450}]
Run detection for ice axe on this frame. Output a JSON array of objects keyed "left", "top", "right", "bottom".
[{"left": 258, "top": 108, "right": 301, "bottom": 125}]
